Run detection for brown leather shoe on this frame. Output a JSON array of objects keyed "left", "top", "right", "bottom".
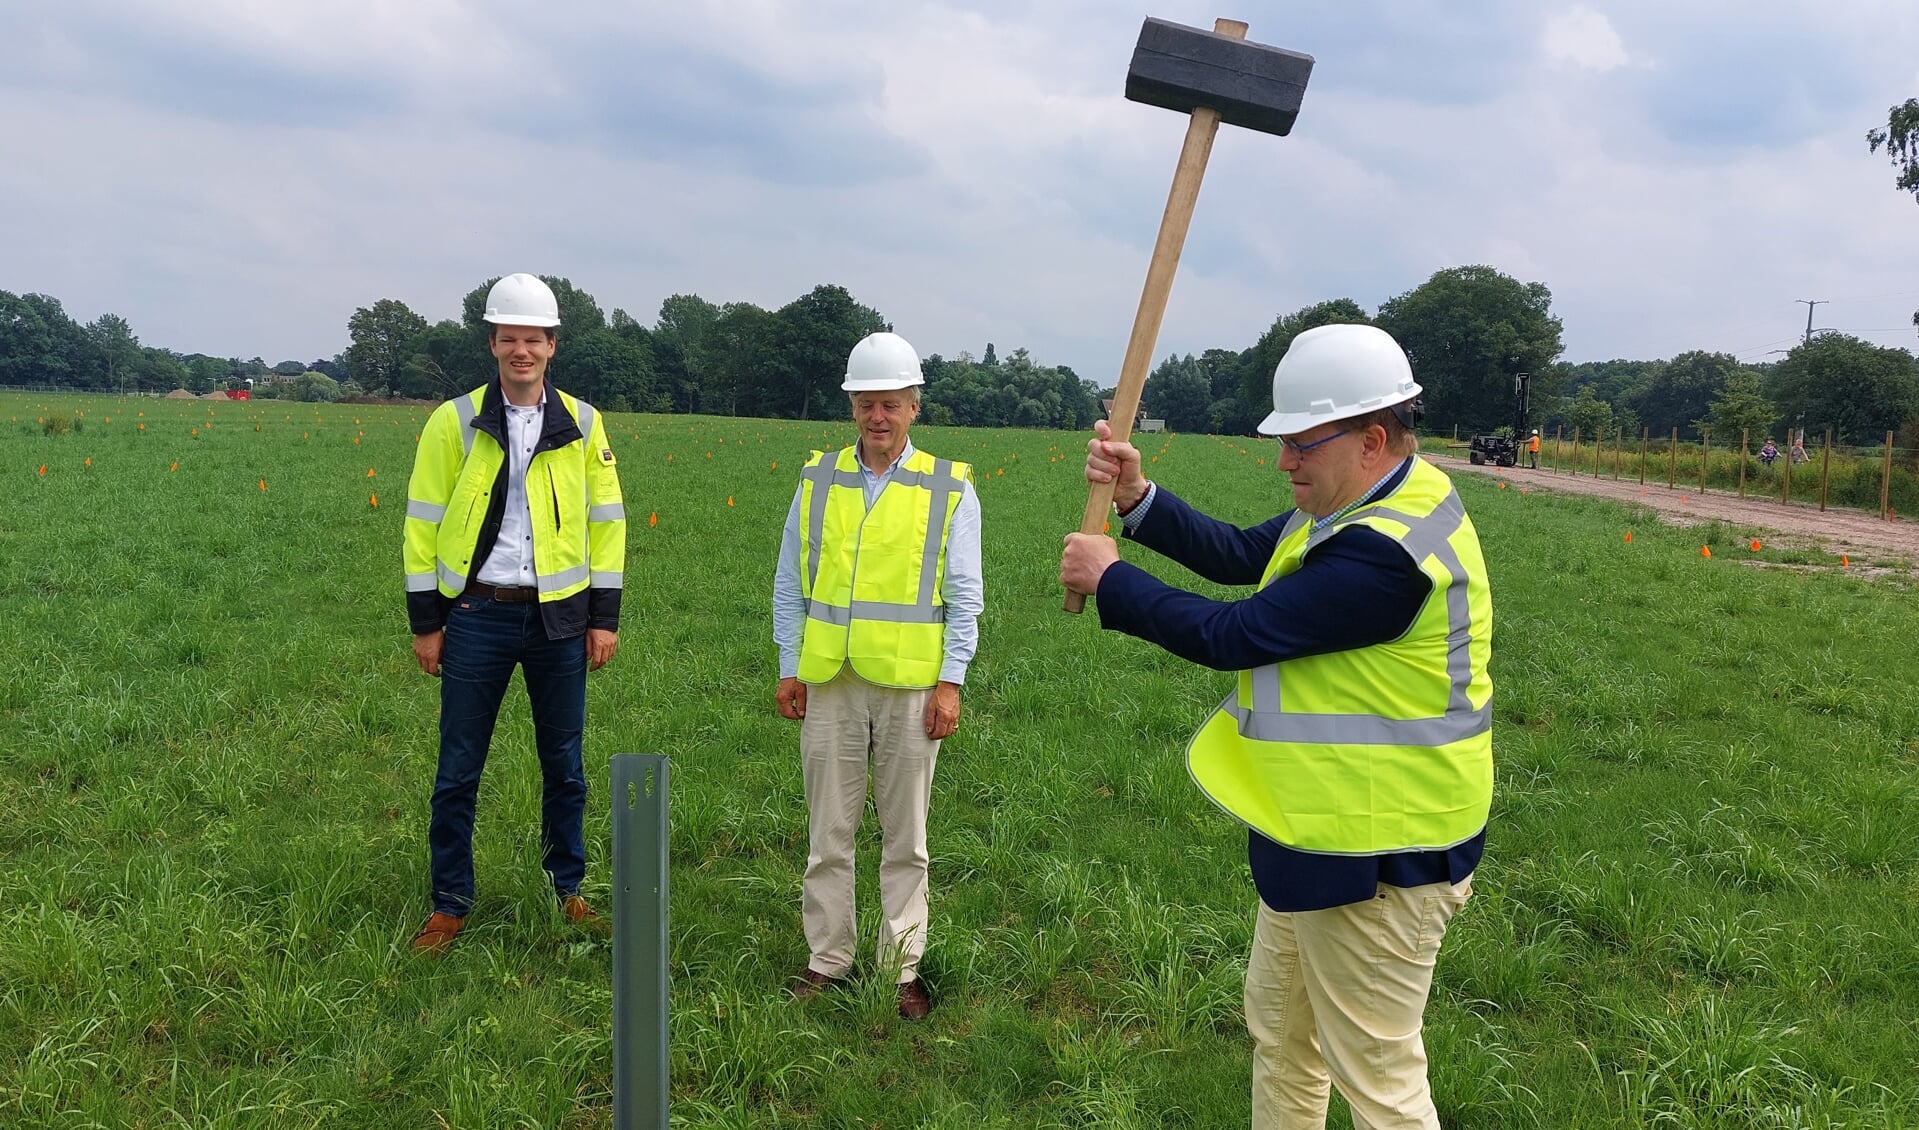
[
  {"left": 560, "top": 895, "right": 599, "bottom": 925},
  {"left": 409, "top": 911, "right": 465, "bottom": 955},
  {"left": 897, "top": 978, "right": 931, "bottom": 1020},
  {"left": 790, "top": 968, "right": 847, "bottom": 1001}
]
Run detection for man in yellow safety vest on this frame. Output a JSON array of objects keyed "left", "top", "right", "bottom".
[
  {"left": 772, "top": 331, "right": 983, "bottom": 1020},
  {"left": 1061, "top": 324, "right": 1490, "bottom": 1129},
  {"left": 402, "top": 273, "right": 626, "bottom": 954}
]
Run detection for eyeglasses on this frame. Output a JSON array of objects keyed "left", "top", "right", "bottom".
[{"left": 1276, "top": 429, "right": 1351, "bottom": 457}]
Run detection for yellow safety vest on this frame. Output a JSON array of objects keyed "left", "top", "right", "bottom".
[
  {"left": 403, "top": 384, "right": 625, "bottom": 611},
  {"left": 796, "top": 445, "right": 970, "bottom": 688},
  {"left": 1185, "top": 458, "right": 1493, "bottom": 854}
]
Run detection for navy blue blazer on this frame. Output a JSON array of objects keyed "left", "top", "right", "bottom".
[{"left": 1094, "top": 462, "right": 1485, "bottom": 911}]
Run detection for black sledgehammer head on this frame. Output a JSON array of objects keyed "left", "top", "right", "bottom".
[{"left": 1125, "top": 17, "right": 1313, "bottom": 136}]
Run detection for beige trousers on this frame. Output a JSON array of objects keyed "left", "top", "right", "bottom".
[
  {"left": 800, "top": 669, "right": 940, "bottom": 984},
  {"left": 1244, "top": 877, "right": 1473, "bottom": 1130}
]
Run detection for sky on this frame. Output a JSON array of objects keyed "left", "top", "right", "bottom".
[{"left": 4, "top": 0, "right": 1918, "bottom": 381}]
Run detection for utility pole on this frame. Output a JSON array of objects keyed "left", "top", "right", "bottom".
[{"left": 1797, "top": 299, "right": 1827, "bottom": 344}]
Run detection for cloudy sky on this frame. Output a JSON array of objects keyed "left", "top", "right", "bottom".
[{"left": 5, "top": 1, "right": 1918, "bottom": 380}]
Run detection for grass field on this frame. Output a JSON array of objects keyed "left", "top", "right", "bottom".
[{"left": 3, "top": 392, "right": 1917, "bottom": 1129}]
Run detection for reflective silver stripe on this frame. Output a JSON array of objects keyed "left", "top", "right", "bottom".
[
  {"left": 808, "top": 600, "right": 851, "bottom": 626},
  {"left": 917, "top": 458, "right": 959, "bottom": 607},
  {"left": 437, "top": 561, "right": 465, "bottom": 591},
  {"left": 406, "top": 571, "right": 439, "bottom": 593},
  {"left": 407, "top": 499, "right": 446, "bottom": 523},
  {"left": 1250, "top": 663, "right": 1281, "bottom": 715},
  {"left": 590, "top": 570, "right": 623, "bottom": 589},
  {"left": 588, "top": 503, "right": 625, "bottom": 522},
  {"left": 1228, "top": 700, "right": 1491, "bottom": 746},
  {"left": 574, "top": 401, "right": 595, "bottom": 446},
  {"left": 1244, "top": 486, "right": 1483, "bottom": 747},
  {"left": 807, "top": 599, "right": 946, "bottom": 626},
  {"left": 539, "top": 564, "right": 591, "bottom": 594},
  {"left": 454, "top": 394, "right": 479, "bottom": 457},
  {"left": 1354, "top": 494, "right": 1475, "bottom": 714},
  {"left": 802, "top": 459, "right": 853, "bottom": 586},
  {"left": 888, "top": 465, "right": 969, "bottom": 492}
]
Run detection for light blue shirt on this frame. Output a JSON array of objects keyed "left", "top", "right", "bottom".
[{"left": 773, "top": 439, "right": 983, "bottom": 684}]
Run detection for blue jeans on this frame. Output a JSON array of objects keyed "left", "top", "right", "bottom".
[{"left": 429, "top": 595, "right": 588, "bottom": 916}]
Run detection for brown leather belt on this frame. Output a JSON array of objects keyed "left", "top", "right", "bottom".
[{"left": 466, "top": 582, "right": 539, "bottom": 603}]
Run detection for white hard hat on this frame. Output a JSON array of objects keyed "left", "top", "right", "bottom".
[
  {"left": 842, "top": 332, "right": 924, "bottom": 391},
  {"left": 1257, "top": 324, "right": 1421, "bottom": 436},
  {"left": 1531, "top": 429, "right": 1539, "bottom": 435},
  {"left": 484, "top": 273, "right": 561, "bottom": 328}
]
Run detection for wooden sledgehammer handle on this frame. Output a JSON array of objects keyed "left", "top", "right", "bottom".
[{"left": 1066, "top": 18, "right": 1247, "bottom": 614}]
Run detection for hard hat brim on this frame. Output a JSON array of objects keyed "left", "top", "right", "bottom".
[
  {"left": 841, "top": 378, "right": 926, "bottom": 392},
  {"left": 485, "top": 314, "right": 562, "bottom": 328},
  {"left": 1257, "top": 391, "right": 1421, "bottom": 437}
]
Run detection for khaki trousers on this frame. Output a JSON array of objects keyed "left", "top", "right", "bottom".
[
  {"left": 800, "top": 669, "right": 940, "bottom": 984},
  {"left": 1244, "top": 877, "right": 1472, "bottom": 1130}
]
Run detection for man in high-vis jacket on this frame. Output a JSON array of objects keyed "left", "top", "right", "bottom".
[
  {"left": 772, "top": 331, "right": 983, "bottom": 1020},
  {"left": 1061, "top": 324, "right": 1489, "bottom": 1130},
  {"left": 402, "top": 273, "right": 626, "bottom": 954}
]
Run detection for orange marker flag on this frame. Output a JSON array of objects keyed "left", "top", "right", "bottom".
[
  {"left": 1102, "top": 520, "right": 1111, "bottom": 534},
  {"left": 1499, "top": 482, "right": 1508, "bottom": 490},
  {"left": 727, "top": 495, "right": 735, "bottom": 507},
  {"left": 367, "top": 468, "right": 376, "bottom": 478},
  {"left": 649, "top": 512, "right": 658, "bottom": 527},
  {"left": 259, "top": 479, "right": 267, "bottom": 492},
  {"left": 1750, "top": 539, "right": 1761, "bottom": 551},
  {"left": 1841, "top": 554, "right": 1850, "bottom": 567},
  {"left": 1680, "top": 495, "right": 1687, "bottom": 503},
  {"left": 354, "top": 437, "right": 360, "bottom": 445},
  {"left": 370, "top": 493, "right": 379, "bottom": 508},
  {"left": 255, "top": 425, "right": 260, "bottom": 432},
  {"left": 771, "top": 462, "right": 778, "bottom": 470},
  {"left": 1700, "top": 546, "right": 1712, "bottom": 558},
  {"left": 706, "top": 452, "right": 712, "bottom": 459},
  {"left": 139, "top": 423, "right": 145, "bottom": 431},
  {"left": 37, "top": 464, "right": 46, "bottom": 476},
  {"left": 1624, "top": 530, "right": 1633, "bottom": 543},
  {"left": 667, "top": 454, "right": 674, "bottom": 462},
  {"left": 85, "top": 457, "right": 92, "bottom": 466}
]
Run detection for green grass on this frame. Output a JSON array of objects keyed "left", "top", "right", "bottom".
[{"left": 3, "top": 393, "right": 1917, "bottom": 1128}]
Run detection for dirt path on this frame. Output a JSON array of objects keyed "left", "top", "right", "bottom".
[{"left": 1433, "top": 455, "right": 1919, "bottom": 566}]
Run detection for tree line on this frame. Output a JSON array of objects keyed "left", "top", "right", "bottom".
[{"left": 7, "top": 263, "right": 1916, "bottom": 442}]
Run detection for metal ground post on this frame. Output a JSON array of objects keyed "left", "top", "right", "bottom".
[{"left": 612, "top": 754, "right": 670, "bottom": 1130}]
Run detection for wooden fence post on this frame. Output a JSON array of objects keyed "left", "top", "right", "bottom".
[
  {"left": 1882, "top": 431, "right": 1895, "bottom": 519},
  {"left": 1819, "top": 429, "right": 1831, "bottom": 512},
  {"left": 1571, "top": 426, "right": 1580, "bottom": 476},
  {"left": 1667, "top": 427, "right": 1678, "bottom": 488},
  {"left": 1555, "top": 426, "right": 1563, "bottom": 473},
  {"left": 1614, "top": 427, "right": 1623, "bottom": 479}
]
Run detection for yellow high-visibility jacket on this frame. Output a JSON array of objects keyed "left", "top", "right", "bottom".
[
  {"left": 796, "top": 446, "right": 970, "bottom": 688},
  {"left": 403, "top": 381, "right": 625, "bottom": 639},
  {"left": 1185, "top": 458, "right": 1493, "bottom": 854}
]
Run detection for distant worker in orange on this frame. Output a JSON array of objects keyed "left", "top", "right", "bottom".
[{"left": 1527, "top": 429, "right": 1540, "bottom": 469}]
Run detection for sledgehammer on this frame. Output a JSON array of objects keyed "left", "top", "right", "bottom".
[{"left": 1064, "top": 16, "right": 1313, "bottom": 613}]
